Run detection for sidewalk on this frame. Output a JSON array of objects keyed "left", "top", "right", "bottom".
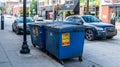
[{"left": 0, "top": 30, "right": 63, "bottom": 67}]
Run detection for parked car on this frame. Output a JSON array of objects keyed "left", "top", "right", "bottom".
[
  {"left": 65, "top": 15, "right": 117, "bottom": 41},
  {"left": 33, "top": 15, "right": 43, "bottom": 21},
  {"left": 12, "top": 17, "right": 34, "bottom": 34},
  {"left": 6, "top": 15, "right": 12, "bottom": 18}
]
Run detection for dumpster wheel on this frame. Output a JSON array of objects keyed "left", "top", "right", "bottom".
[
  {"left": 59, "top": 60, "right": 64, "bottom": 65},
  {"left": 78, "top": 56, "right": 82, "bottom": 62},
  {"left": 32, "top": 43, "right": 36, "bottom": 47}
]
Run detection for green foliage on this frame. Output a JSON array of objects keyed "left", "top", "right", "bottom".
[
  {"left": 70, "top": 11, "right": 74, "bottom": 14},
  {"left": 0, "top": 6, "right": 5, "bottom": 13},
  {"left": 20, "top": 8, "right": 29, "bottom": 17},
  {"left": 30, "top": 0, "right": 37, "bottom": 16}
]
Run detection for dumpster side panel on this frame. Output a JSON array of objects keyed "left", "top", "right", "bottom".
[
  {"left": 29, "top": 25, "right": 37, "bottom": 45},
  {"left": 40, "top": 28, "right": 46, "bottom": 49},
  {"left": 59, "top": 31, "right": 85, "bottom": 59},
  {"left": 35, "top": 26, "right": 46, "bottom": 48},
  {"left": 46, "top": 30, "right": 59, "bottom": 58},
  {"left": 29, "top": 23, "right": 47, "bottom": 49}
]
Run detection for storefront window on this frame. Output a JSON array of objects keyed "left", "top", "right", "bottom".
[
  {"left": 110, "top": 6, "right": 120, "bottom": 22},
  {"left": 117, "top": 7, "right": 120, "bottom": 22}
]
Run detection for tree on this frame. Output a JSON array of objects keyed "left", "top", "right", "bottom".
[
  {"left": 0, "top": 6, "right": 5, "bottom": 14},
  {"left": 30, "top": 0, "right": 37, "bottom": 16},
  {"left": 20, "top": 8, "right": 29, "bottom": 17}
]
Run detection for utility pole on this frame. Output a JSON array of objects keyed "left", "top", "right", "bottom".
[
  {"left": 86, "top": 0, "right": 89, "bottom": 15},
  {"left": 20, "top": 0, "right": 30, "bottom": 54}
]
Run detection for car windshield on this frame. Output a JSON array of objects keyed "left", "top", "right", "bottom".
[
  {"left": 81, "top": 15, "right": 101, "bottom": 23},
  {"left": 18, "top": 17, "right": 33, "bottom": 23}
]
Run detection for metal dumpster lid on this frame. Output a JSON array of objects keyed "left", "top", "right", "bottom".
[
  {"left": 45, "top": 23, "right": 85, "bottom": 32},
  {"left": 28, "top": 22, "right": 54, "bottom": 26}
]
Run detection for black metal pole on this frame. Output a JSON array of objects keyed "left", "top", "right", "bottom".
[
  {"left": 20, "top": 0, "right": 30, "bottom": 54},
  {"left": 1, "top": 14, "right": 4, "bottom": 30}
]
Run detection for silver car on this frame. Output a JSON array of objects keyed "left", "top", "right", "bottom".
[{"left": 12, "top": 17, "right": 34, "bottom": 34}]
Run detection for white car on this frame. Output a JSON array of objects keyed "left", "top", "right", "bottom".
[{"left": 33, "top": 15, "right": 43, "bottom": 21}]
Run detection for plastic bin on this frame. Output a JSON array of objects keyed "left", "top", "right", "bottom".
[
  {"left": 45, "top": 24, "right": 85, "bottom": 63},
  {"left": 29, "top": 22, "right": 53, "bottom": 49},
  {"left": 28, "top": 22, "right": 67, "bottom": 49}
]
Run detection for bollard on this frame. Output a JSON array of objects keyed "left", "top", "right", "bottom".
[{"left": 1, "top": 14, "right": 4, "bottom": 30}]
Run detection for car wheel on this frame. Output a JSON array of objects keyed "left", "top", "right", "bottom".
[
  {"left": 85, "top": 29, "right": 95, "bottom": 41},
  {"left": 15, "top": 28, "right": 20, "bottom": 34}
]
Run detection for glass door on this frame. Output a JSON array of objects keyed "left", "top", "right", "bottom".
[{"left": 116, "top": 7, "right": 120, "bottom": 22}]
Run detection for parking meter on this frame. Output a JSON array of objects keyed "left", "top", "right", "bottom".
[{"left": 1, "top": 14, "right": 4, "bottom": 30}]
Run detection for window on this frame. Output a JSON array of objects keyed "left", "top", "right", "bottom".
[
  {"left": 74, "top": 17, "right": 83, "bottom": 24},
  {"left": 39, "top": 2, "right": 44, "bottom": 6},
  {"left": 65, "top": 0, "right": 74, "bottom": 5},
  {"left": 66, "top": 16, "right": 74, "bottom": 21},
  {"left": 82, "top": 15, "right": 101, "bottom": 23}
]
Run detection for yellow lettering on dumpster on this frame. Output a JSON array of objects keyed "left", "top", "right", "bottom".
[
  {"left": 62, "top": 33, "right": 70, "bottom": 46},
  {"left": 35, "top": 27, "right": 38, "bottom": 36}
]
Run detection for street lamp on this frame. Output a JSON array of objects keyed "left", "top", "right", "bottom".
[{"left": 20, "top": 0, "right": 30, "bottom": 54}]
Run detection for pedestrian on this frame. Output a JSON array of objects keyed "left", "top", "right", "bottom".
[{"left": 110, "top": 11, "right": 116, "bottom": 25}]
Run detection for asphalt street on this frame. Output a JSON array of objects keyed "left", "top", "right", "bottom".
[{"left": 1, "top": 15, "right": 120, "bottom": 67}]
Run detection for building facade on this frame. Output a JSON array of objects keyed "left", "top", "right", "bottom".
[
  {"left": 5, "top": 0, "right": 23, "bottom": 14},
  {"left": 12, "top": 4, "right": 30, "bottom": 16},
  {"left": 5, "top": 1, "right": 18, "bottom": 15},
  {"left": 80, "top": 0, "right": 100, "bottom": 17},
  {"left": 100, "top": 0, "right": 120, "bottom": 23},
  {"left": 12, "top": 0, "right": 32, "bottom": 16},
  {"left": 38, "top": 0, "right": 80, "bottom": 20},
  {"left": 37, "top": 0, "right": 65, "bottom": 20}
]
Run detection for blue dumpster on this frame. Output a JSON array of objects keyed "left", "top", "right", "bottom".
[
  {"left": 29, "top": 22, "right": 66, "bottom": 49},
  {"left": 29, "top": 23, "right": 45, "bottom": 49},
  {"left": 45, "top": 24, "right": 85, "bottom": 63},
  {"left": 29, "top": 22, "right": 53, "bottom": 49}
]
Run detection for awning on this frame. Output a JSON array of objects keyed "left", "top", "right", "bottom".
[
  {"left": 61, "top": 0, "right": 79, "bottom": 11},
  {"left": 102, "top": 4, "right": 120, "bottom": 7}
]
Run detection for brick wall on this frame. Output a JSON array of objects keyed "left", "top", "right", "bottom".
[
  {"left": 12, "top": 6, "right": 23, "bottom": 16},
  {"left": 101, "top": 6, "right": 110, "bottom": 23}
]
